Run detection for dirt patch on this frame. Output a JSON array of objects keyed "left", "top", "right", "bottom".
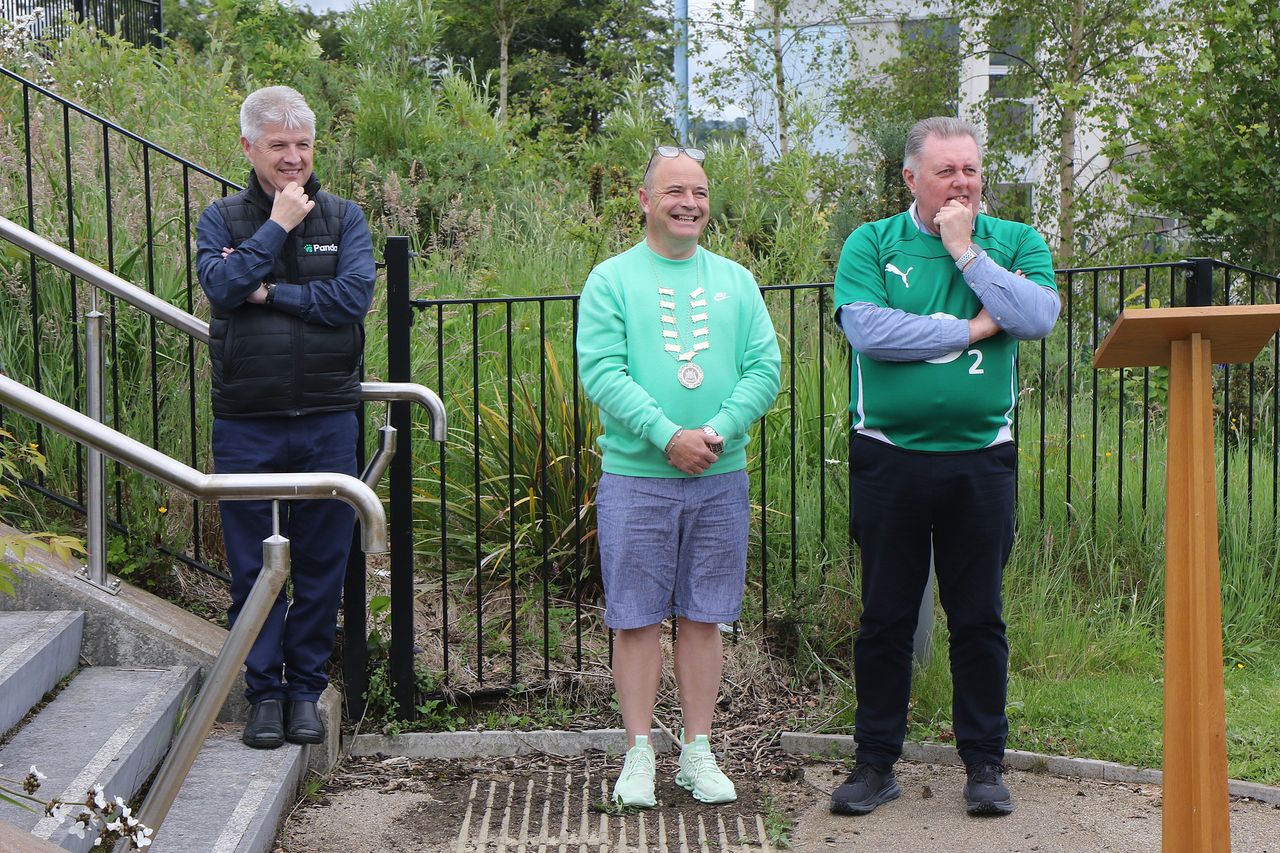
[{"left": 280, "top": 751, "right": 816, "bottom": 852}]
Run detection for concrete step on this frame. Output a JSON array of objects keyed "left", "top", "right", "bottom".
[
  {"left": 0, "top": 665, "right": 199, "bottom": 852},
  {"left": 0, "top": 611, "right": 84, "bottom": 737},
  {"left": 149, "top": 732, "right": 306, "bottom": 853}
]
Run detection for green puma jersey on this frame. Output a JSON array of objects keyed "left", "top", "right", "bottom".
[{"left": 834, "top": 210, "right": 1056, "bottom": 452}]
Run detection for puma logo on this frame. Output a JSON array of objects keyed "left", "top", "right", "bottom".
[{"left": 885, "top": 263, "right": 913, "bottom": 288}]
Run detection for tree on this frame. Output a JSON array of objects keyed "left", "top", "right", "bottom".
[
  {"left": 944, "top": 0, "right": 1155, "bottom": 263},
  {"left": 438, "top": 0, "right": 560, "bottom": 119},
  {"left": 696, "top": 0, "right": 864, "bottom": 158},
  {"left": 1123, "top": 0, "right": 1280, "bottom": 270},
  {"left": 435, "top": 0, "right": 668, "bottom": 133}
]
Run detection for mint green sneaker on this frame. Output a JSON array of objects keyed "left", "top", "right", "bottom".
[
  {"left": 611, "top": 735, "right": 657, "bottom": 808},
  {"left": 675, "top": 733, "right": 737, "bottom": 804}
]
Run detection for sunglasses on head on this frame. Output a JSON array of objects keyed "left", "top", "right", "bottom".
[{"left": 653, "top": 145, "right": 706, "bottom": 162}]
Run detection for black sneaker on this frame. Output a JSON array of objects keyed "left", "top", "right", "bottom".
[
  {"left": 964, "top": 763, "right": 1015, "bottom": 816},
  {"left": 830, "top": 763, "right": 901, "bottom": 815}
]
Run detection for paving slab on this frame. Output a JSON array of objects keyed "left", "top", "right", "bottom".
[
  {"left": 0, "top": 665, "right": 198, "bottom": 852},
  {"left": 149, "top": 730, "right": 306, "bottom": 853},
  {"left": 0, "top": 610, "right": 82, "bottom": 737}
]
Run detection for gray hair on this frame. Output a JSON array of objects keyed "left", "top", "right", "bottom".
[
  {"left": 240, "top": 86, "right": 316, "bottom": 144},
  {"left": 903, "top": 117, "right": 982, "bottom": 173}
]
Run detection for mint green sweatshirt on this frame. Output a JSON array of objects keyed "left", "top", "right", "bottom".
[{"left": 577, "top": 241, "right": 781, "bottom": 477}]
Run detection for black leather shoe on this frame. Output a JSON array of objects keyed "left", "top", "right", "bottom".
[
  {"left": 242, "top": 699, "right": 285, "bottom": 749},
  {"left": 285, "top": 700, "right": 325, "bottom": 745},
  {"left": 830, "top": 763, "right": 901, "bottom": 815},
  {"left": 964, "top": 763, "right": 1015, "bottom": 815}
]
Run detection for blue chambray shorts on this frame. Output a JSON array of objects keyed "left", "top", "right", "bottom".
[{"left": 595, "top": 470, "right": 751, "bottom": 629}]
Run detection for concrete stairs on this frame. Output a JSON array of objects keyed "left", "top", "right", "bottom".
[{"left": 0, "top": 607, "right": 309, "bottom": 852}]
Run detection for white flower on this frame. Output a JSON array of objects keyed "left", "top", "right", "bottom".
[
  {"left": 29, "top": 766, "right": 46, "bottom": 781},
  {"left": 104, "top": 817, "right": 122, "bottom": 833},
  {"left": 135, "top": 834, "right": 152, "bottom": 848},
  {"left": 91, "top": 784, "right": 107, "bottom": 810},
  {"left": 44, "top": 802, "right": 70, "bottom": 823},
  {"left": 67, "top": 819, "right": 87, "bottom": 839}
]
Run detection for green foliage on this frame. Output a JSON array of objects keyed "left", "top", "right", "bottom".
[
  {"left": 0, "top": 429, "right": 85, "bottom": 596},
  {"left": 1123, "top": 0, "right": 1280, "bottom": 270}
]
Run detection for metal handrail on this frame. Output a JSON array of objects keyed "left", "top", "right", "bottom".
[
  {"left": 0, "top": 214, "right": 449, "bottom": 433},
  {"left": 0, "top": 212, "right": 444, "bottom": 588},
  {"left": 0, "top": 374, "right": 388, "bottom": 553},
  {"left": 0, "top": 370, "right": 388, "bottom": 835}
]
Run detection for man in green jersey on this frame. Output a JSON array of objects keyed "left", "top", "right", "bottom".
[
  {"left": 577, "top": 147, "right": 780, "bottom": 808},
  {"left": 830, "top": 117, "right": 1060, "bottom": 817}
]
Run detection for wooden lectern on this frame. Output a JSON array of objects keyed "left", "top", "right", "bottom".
[{"left": 1094, "top": 305, "right": 1280, "bottom": 853}]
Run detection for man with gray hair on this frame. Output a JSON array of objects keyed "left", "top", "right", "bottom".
[
  {"left": 195, "top": 85, "right": 375, "bottom": 749},
  {"left": 830, "top": 116, "right": 1059, "bottom": 816}
]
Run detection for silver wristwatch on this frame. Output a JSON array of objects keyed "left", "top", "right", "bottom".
[
  {"left": 701, "top": 425, "right": 724, "bottom": 457},
  {"left": 955, "top": 245, "right": 980, "bottom": 271}
]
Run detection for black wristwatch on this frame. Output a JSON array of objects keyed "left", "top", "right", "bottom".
[{"left": 264, "top": 282, "right": 277, "bottom": 305}]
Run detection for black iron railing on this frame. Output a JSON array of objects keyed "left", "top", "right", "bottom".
[
  {"left": 375, "top": 243, "right": 1280, "bottom": 712},
  {"left": 1, "top": 0, "right": 162, "bottom": 49},
  {"left": 4, "top": 64, "right": 1280, "bottom": 720}
]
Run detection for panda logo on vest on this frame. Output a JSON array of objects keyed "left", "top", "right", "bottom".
[{"left": 303, "top": 242, "right": 339, "bottom": 254}]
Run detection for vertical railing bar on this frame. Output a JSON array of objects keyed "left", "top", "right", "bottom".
[
  {"left": 63, "top": 102, "right": 85, "bottom": 506},
  {"left": 1117, "top": 270, "right": 1125, "bottom": 522},
  {"left": 181, "top": 166, "right": 201, "bottom": 562},
  {"left": 571, "top": 297, "right": 583, "bottom": 674},
  {"left": 1273, "top": 315, "right": 1279, "bottom": 530},
  {"left": 505, "top": 301, "right": 517, "bottom": 685},
  {"left": 385, "top": 237, "right": 414, "bottom": 718},
  {"left": 21, "top": 85, "right": 43, "bottom": 455},
  {"left": 788, "top": 288, "right": 797, "bottom": 588},
  {"left": 1247, "top": 272, "right": 1257, "bottom": 529},
  {"left": 438, "top": 302, "right": 451, "bottom": 683},
  {"left": 539, "top": 300, "right": 550, "bottom": 682},
  {"left": 143, "top": 146, "right": 160, "bottom": 451},
  {"left": 472, "top": 302, "right": 483, "bottom": 685},
  {"left": 1065, "top": 270, "right": 1074, "bottom": 522},
  {"left": 1038, "top": 284, "right": 1047, "bottom": 522},
  {"left": 1222, "top": 267, "right": 1231, "bottom": 518},
  {"left": 818, "top": 286, "right": 827, "bottom": 548},
  {"left": 1090, "top": 270, "right": 1099, "bottom": 535},
  {"left": 1141, "top": 268, "right": 1152, "bottom": 514},
  {"left": 759, "top": 406, "right": 768, "bottom": 630},
  {"left": 101, "top": 121, "right": 126, "bottom": 537}
]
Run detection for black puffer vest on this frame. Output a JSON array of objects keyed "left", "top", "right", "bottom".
[{"left": 208, "top": 171, "right": 364, "bottom": 419}]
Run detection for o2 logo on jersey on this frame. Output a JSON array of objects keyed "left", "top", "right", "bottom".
[{"left": 925, "top": 312, "right": 985, "bottom": 374}]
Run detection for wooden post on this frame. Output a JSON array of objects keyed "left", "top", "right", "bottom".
[
  {"left": 1162, "top": 334, "right": 1230, "bottom": 852},
  {"left": 1094, "top": 305, "right": 1280, "bottom": 852}
]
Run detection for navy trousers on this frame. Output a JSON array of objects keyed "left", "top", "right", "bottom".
[
  {"left": 849, "top": 434, "right": 1015, "bottom": 769},
  {"left": 213, "top": 411, "right": 358, "bottom": 704}
]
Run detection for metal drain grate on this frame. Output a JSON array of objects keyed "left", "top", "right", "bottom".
[{"left": 452, "top": 768, "right": 776, "bottom": 852}]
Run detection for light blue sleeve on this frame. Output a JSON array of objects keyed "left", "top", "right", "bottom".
[
  {"left": 962, "top": 253, "right": 1060, "bottom": 340},
  {"left": 838, "top": 303, "right": 970, "bottom": 362}
]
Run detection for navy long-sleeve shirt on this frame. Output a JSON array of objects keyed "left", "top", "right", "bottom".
[{"left": 195, "top": 200, "right": 375, "bottom": 327}]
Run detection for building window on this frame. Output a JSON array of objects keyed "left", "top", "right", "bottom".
[
  {"left": 988, "top": 17, "right": 1031, "bottom": 68},
  {"left": 988, "top": 182, "right": 1034, "bottom": 224},
  {"left": 896, "top": 17, "right": 962, "bottom": 117},
  {"left": 986, "top": 95, "right": 1033, "bottom": 148}
]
